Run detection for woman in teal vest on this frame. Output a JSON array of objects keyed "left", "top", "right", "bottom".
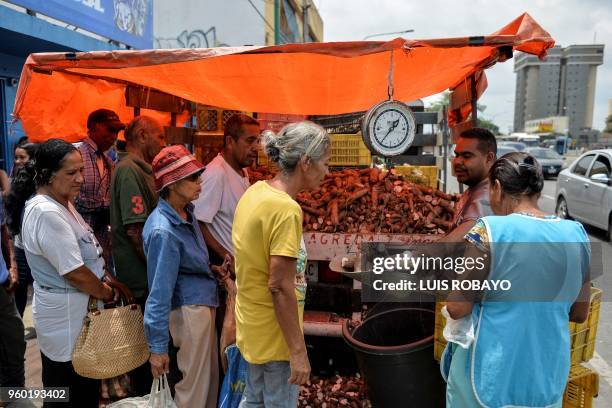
[{"left": 442, "top": 152, "right": 592, "bottom": 408}]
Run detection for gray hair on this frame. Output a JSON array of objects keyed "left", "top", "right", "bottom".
[
  {"left": 262, "top": 121, "right": 330, "bottom": 174},
  {"left": 124, "top": 115, "right": 161, "bottom": 143}
]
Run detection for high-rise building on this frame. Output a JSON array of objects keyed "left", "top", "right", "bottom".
[{"left": 514, "top": 44, "right": 604, "bottom": 137}]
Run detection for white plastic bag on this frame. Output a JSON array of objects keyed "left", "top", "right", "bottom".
[
  {"left": 148, "top": 375, "right": 177, "bottom": 408},
  {"left": 106, "top": 393, "right": 150, "bottom": 408},
  {"left": 107, "top": 374, "right": 176, "bottom": 408},
  {"left": 441, "top": 305, "right": 475, "bottom": 349}
]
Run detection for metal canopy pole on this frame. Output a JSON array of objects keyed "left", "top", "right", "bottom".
[
  {"left": 442, "top": 107, "right": 449, "bottom": 193},
  {"left": 471, "top": 73, "right": 478, "bottom": 127},
  {"left": 302, "top": 2, "right": 310, "bottom": 43}
]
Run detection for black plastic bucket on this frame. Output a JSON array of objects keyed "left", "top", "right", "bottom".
[{"left": 342, "top": 307, "right": 445, "bottom": 407}]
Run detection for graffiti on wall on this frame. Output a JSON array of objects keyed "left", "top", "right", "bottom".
[
  {"left": 113, "top": 0, "right": 149, "bottom": 36},
  {"left": 155, "top": 27, "right": 228, "bottom": 49}
]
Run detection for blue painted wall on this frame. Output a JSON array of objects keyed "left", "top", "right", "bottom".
[{"left": 0, "top": 4, "right": 120, "bottom": 172}]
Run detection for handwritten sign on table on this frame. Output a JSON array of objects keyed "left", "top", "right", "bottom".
[{"left": 303, "top": 232, "right": 440, "bottom": 261}]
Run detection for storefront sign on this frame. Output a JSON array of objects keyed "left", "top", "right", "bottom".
[{"left": 9, "top": 0, "right": 153, "bottom": 49}]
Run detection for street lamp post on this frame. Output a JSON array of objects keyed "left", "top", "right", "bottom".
[
  {"left": 274, "top": 0, "right": 280, "bottom": 45},
  {"left": 363, "top": 29, "right": 414, "bottom": 40}
]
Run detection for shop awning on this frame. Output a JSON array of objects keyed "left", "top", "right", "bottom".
[{"left": 13, "top": 12, "right": 553, "bottom": 142}]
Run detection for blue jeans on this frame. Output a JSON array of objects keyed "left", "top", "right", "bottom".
[{"left": 239, "top": 361, "right": 299, "bottom": 408}]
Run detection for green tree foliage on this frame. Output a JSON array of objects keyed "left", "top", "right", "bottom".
[
  {"left": 605, "top": 114, "right": 612, "bottom": 133},
  {"left": 426, "top": 91, "right": 450, "bottom": 113},
  {"left": 426, "top": 91, "right": 500, "bottom": 134},
  {"left": 477, "top": 118, "right": 500, "bottom": 135}
]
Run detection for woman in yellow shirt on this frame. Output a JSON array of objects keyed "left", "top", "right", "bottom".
[{"left": 233, "top": 121, "right": 330, "bottom": 407}]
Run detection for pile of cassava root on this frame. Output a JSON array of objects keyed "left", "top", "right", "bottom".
[
  {"left": 247, "top": 167, "right": 460, "bottom": 235},
  {"left": 298, "top": 375, "right": 371, "bottom": 408}
]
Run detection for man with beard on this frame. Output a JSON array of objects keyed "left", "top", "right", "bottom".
[
  {"left": 415, "top": 128, "right": 496, "bottom": 299},
  {"left": 444, "top": 127, "right": 497, "bottom": 241},
  {"left": 194, "top": 114, "right": 260, "bottom": 269},
  {"left": 193, "top": 114, "right": 259, "bottom": 389}
]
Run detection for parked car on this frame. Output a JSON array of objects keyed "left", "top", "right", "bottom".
[
  {"left": 526, "top": 147, "right": 566, "bottom": 178},
  {"left": 497, "top": 145, "right": 518, "bottom": 159},
  {"left": 555, "top": 149, "right": 612, "bottom": 241},
  {"left": 498, "top": 141, "right": 527, "bottom": 151},
  {"left": 540, "top": 139, "right": 556, "bottom": 149}
]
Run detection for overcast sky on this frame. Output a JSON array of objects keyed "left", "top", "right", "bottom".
[{"left": 314, "top": 0, "right": 611, "bottom": 133}]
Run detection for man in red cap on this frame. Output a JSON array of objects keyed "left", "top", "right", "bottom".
[{"left": 76, "top": 109, "right": 125, "bottom": 263}]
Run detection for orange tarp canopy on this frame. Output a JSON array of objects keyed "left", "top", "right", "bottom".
[{"left": 13, "top": 13, "right": 553, "bottom": 142}]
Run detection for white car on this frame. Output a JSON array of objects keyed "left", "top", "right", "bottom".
[{"left": 555, "top": 149, "right": 612, "bottom": 241}]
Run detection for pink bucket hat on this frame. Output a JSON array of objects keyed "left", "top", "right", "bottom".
[{"left": 152, "top": 145, "right": 204, "bottom": 192}]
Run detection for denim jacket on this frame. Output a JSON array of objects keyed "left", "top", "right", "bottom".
[{"left": 143, "top": 198, "right": 218, "bottom": 354}]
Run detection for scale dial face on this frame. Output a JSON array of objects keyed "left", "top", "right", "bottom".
[{"left": 362, "top": 101, "right": 416, "bottom": 156}]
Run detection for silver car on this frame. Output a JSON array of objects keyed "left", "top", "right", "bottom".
[
  {"left": 498, "top": 141, "right": 527, "bottom": 152},
  {"left": 555, "top": 149, "right": 612, "bottom": 241},
  {"left": 497, "top": 145, "right": 518, "bottom": 159}
]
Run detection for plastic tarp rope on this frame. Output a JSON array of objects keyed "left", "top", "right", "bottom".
[{"left": 13, "top": 13, "right": 553, "bottom": 142}]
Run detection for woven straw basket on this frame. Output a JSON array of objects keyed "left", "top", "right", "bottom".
[{"left": 72, "top": 302, "right": 149, "bottom": 379}]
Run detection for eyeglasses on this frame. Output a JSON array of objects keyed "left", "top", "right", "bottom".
[{"left": 184, "top": 172, "right": 202, "bottom": 182}]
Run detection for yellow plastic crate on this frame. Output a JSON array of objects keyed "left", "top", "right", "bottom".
[
  {"left": 329, "top": 133, "right": 371, "bottom": 167},
  {"left": 257, "top": 150, "right": 269, "bottom": 167},
  {"left": 563, "top": 364, "right": 599, "bottom": 408},
  {"left": 256, "top": 151, "right": 278, "bottom": 171},
  {"left": 570, "top": 287, "right": 602, "bottom": 364},
  {"left": 257, "top": 133, "right": 372, "bottom": 167},
  {"left": 434, "top": 287, "right": 602, "bottom": 363},
  {"left": 433, "top": 301, "right": 447, "bottom": 362},
  {"left": 394, "top": 165, "right": 438, "bottom": 189}
]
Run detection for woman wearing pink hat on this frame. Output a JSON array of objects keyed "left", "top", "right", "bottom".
[{"left": 143, "top": 145, "right": 226, "bottom": 408}]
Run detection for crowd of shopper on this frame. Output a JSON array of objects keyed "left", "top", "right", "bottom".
[{"left": 0, "top": 109, "right": 592, "bottom": 408}]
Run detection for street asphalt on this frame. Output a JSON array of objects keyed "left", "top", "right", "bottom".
[{"left": 539, "top": 178, "right": 611, "bottom": 407}]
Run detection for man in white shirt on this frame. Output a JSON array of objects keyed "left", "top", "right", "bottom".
[{"left": 193, "top": 114, "right": 260, "bottom": 271}]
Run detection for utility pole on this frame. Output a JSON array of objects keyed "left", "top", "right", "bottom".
[
  {"left": 302, "top": 1, "right": 311, "bottom": 43},
  {"left": 274, "top": 0, "right": 280, "bottom": 45},
  {"left": 471, "top": 74, "right": 478, "bottom": 127}
]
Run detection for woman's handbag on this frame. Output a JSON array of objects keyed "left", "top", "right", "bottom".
[{"left": 72, "top": 282, "right": 150, "bottom": 379}]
